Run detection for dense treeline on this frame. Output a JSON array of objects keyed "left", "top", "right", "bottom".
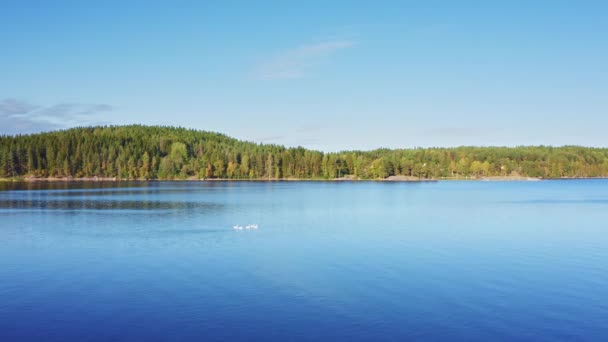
[{"left": 1, "top": 125, "right": 608, "bottom": 180}]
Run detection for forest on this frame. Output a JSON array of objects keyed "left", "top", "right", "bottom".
[{"left": 1, "top": 125, "right": 607, "bottom": 180}]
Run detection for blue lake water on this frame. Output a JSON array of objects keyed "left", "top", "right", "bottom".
[{"left": 1, "top": 180, "right": 607, "bottom": 341}]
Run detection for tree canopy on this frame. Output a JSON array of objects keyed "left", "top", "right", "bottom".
[{"left": 1, "top": 125, "right": 607, "bottom": 180}]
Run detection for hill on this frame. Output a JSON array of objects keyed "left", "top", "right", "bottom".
[{"left": 1, "top": 125, "right": 607, "bottom": 180}]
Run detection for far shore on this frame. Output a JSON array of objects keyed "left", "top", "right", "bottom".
[{"left": 2, "top": 175, "right": 608, "bottom": 183}]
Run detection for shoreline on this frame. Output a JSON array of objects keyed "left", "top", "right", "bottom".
[{"left": 2, "top": 176, "right": 608, "bottom": 183}]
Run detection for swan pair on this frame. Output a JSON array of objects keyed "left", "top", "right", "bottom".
[{"left": 233, "top": 224, "right": 258, "bottom": 230}]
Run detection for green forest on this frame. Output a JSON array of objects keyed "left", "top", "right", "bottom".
[{"left": 1, "top": 125, "right": 607, "bottom": 180}]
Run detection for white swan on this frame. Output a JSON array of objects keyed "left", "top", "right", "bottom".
[{"left": 234, "top": 224, "right": 258, "bottom": 230}]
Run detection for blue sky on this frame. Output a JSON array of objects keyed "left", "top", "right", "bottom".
[{"left": 1, "top": 1, "right": 606, "bottom": 151}]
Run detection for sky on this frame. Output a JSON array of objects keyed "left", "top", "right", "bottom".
[{"left": 1, "top": 1, "right": 607, "bottom": 151}]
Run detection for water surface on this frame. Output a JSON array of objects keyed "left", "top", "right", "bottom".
[{"left": 1, "top": 180, "right": 607, "bottom": 341}]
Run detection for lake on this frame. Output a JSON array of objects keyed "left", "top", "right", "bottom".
[{"left": 1, "top": 180, "right": 607, "bottom": 341}]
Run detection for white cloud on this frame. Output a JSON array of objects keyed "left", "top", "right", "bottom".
[
  {"left": 0, "top": 98, "right": 114, "bottom": 135},
  {"left": 0, "top": 98, "right": 38, "bottom": 115},
  {"left": 254, "top": 40, "right": 355, "bottom": 80}
]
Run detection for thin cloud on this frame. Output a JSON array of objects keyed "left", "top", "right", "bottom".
[
  {"left": 0, "top": 116, "right": 63, "bottom": 135},
  {"left": 78, "top": 104, "right": 113, "bottom": 115},
  {"left": 36, "top": 103, "right": 115, "bottom": 121},
  {"left": 0, "top": 98, "right": 114, "bottom": 135},
  {"left": 254, "top": 40, "right": 355, "bottom": 80},
  {"left": 0, "top": 98, "right": 38, "bottom": 115}
]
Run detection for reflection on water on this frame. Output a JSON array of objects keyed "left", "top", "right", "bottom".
[
  {"left": 0, "top": 182, "right": 224, "bottom": 211},
  {"left": 0, "top": 181, "right": 149, "bottom": 192},
  {"left": 0, "top": 199, "right": 222, "bottom": 211}
]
